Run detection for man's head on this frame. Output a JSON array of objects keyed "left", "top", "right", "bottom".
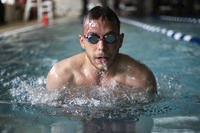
[
  {"left": 80, "top": 6, "right": 124, "bottom": 71},
  {"left": 83, "top": 6, "right": 120, "bottom": 33}
]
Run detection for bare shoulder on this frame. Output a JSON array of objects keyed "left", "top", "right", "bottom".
[
  {"left": 118, "top": 54, "right": 157, "bottom": 94},
  {"left": 46, "top": 53, "right": 84, "bottom": 90}
]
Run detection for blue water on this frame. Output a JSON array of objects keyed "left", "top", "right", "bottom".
[{"left": 0, "top": 18, "right": 200, "bottom": 132}]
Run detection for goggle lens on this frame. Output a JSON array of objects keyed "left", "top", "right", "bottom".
[
  {"left": 87, "top": 34, "right": 99, "bottom": 44},
  {"left": 104, "top": 33, "right": 116, "bottom": 44}
]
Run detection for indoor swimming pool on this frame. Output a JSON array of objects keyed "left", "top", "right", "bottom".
[{"left": 0, "top": 17, "right": 200, "bottom": 132}]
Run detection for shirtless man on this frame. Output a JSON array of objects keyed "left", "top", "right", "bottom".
[{"left": 46, "top": 6, "right": 157, "bottom": 96}]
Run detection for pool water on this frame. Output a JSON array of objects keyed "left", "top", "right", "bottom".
[{"left": 0, "top": 18, "right": 200, "bottom": 132}]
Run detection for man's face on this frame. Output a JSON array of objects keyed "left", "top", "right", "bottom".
[{"left": 80, "top": 18, "right": 124, "bottom": 71}]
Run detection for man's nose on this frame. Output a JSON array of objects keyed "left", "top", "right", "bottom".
[{"left": 97, "top": 39, "right": 105, "bottom": 51}]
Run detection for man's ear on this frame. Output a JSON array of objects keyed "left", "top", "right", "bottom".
[
  {"left": 79, "top": 35, "right": 85, "bottom": 49},
  {"left": 119, "top": 33, "right": 124, "bottom": 48}
]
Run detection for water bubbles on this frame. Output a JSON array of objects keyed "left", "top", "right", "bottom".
[
  {"left": 8, "top": 75, "right": 156, "bottom": 120},
  {"left": 156, "top": 73, "right": 182, "bottom": 99},
  {"left": 7, "top": 72, "right": 183, "bottom": 120},
  {"left": 10, "top": 76, "right": 59, "bottom": 106}
]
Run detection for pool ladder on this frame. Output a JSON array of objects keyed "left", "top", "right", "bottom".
[{"left": 24, "top": 0, "right": 53, "bottom": 23}]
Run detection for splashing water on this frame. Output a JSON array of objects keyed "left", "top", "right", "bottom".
[
  {"left": 8, "top": 73, "right": 183, "bottom": 120},
  {"left": 8, "top": 75, "right": 154, "bottom": 119},
  {"left": 102, "top": 62, "right": 108, "bottom": 71},
  {"left": 10, "top": 76, "right": 60, "bottom": 106}
]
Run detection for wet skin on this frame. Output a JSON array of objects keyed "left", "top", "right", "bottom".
[{"left": 46, "top": 17, "right": 157, "bottom": 96}]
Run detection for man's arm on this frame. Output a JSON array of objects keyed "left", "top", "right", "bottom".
[
  {"left": 124, "top": 60, "right": 157, "bottom": 95},
  {"left": 46, "top": 64, "right": 73, "bottom": 90},
  {"left": 143, "top": 69, "right": 157, "bottom": 95},
  {"left": 46, "top": 65, "right": 62, "bottom": 90}
]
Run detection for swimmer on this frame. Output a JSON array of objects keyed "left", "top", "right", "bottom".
[{"left": 46, "top": 6, "right": 157, "bottom": 96}]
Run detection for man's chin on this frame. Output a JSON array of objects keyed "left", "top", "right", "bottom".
[{"left": 96, "top": 64, "right": 109, "bottom": 71}]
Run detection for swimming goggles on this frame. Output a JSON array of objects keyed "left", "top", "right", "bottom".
[{"left": 83, "top": 32, "right": 118, "bottom": 44}]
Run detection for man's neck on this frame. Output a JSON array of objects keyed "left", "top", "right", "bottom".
[{"left": 83, "top": 53, "right": 117, "bottom": 86}]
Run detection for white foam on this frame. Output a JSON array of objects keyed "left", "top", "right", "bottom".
[{"left": 9, "top": 76, "right": 156, "bottom": 120}]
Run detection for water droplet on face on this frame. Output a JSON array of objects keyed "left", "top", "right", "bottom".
[{"left": 102, "top": 62, "right": 108, "bottom": 71}]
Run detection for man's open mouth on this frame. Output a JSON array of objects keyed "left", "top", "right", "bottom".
[{"left": 96, "top": 57, "right": 109, "bottom": 64}]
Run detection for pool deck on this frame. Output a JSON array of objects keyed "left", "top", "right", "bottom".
[
  {"left": 0, "top": 16, "right": 80, "bottom": 38},
  {"left": 0, "top": 20, "right": 42, "bottom": 38},
  {"left": 0, "top": 20, "right": 38, "bottom": 33}
]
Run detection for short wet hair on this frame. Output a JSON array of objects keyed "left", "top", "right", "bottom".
[{"left": 83, "top": 6, "right": 120, "bottom": 32}]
